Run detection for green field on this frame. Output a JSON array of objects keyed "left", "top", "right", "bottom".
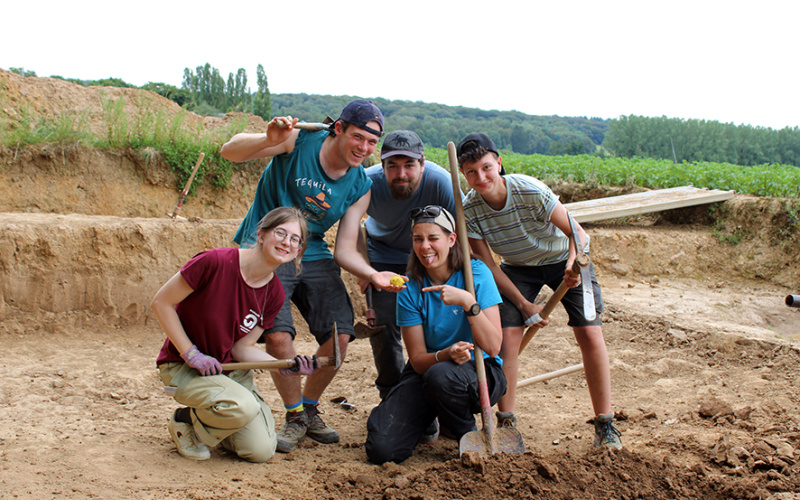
[{"left": 426, "top": 148, "right": 800, "bottom": 198}]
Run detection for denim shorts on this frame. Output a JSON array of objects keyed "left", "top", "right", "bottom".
[
  {"left": 265, "top": 258, "right": 355, "bottom": 344},
  {"left": 499, "top": 260, "right": 603, "bottom": 328}
]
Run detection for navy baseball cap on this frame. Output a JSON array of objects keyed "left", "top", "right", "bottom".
[
  {"left": 381, "top": 130, "right": 424, "bottom": 160},
  {"left": 338, "top": 100, "right": 384, "bottom": 137}
]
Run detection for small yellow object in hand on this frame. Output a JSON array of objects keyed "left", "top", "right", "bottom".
[{"left": 389, "top": 275, "right": 405, "bottom": 287}]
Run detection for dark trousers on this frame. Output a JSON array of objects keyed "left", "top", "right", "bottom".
[
  {"left": 365, "top": 359, "right": 506, "bottom": 465},
  {"left": 368, "top": 262, "right": 407, "bottom": 398}
]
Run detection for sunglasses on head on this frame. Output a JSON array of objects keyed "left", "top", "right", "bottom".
[
  {"left": 410, "top": 205, "right": 443, "bottom": 220},
  {"left": 410, "top": 205, "right": 455, "bottom": 232}
]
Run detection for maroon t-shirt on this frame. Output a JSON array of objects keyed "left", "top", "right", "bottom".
[{"left": 156, "top": 247, "right": 285, "bottom": 365}]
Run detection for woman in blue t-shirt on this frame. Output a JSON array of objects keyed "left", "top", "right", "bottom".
[{"left": 365, "top": 206, "right": 506, "bottom": 465}]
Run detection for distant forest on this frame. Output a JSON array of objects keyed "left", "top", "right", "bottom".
[
  {"left": 9, "top": 64, "right": 800, "bottom": 167},
  {"left": 604, "top": 115, "right": 800, "bottom": 168},
  {"left": 270, "top": 94, "right": 608, "bottom": 156}
]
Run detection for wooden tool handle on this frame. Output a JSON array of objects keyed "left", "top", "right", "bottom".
[
  {"left": 517, "top": 363, "right": 584, "bottom": 388},
  {"left": 517, "top": 259, "right": 583, "bottom": 355},
  {"left": 221, "top": 356, "right": 336, "bottom": 371},
  {"left": 272, "top": 121, "right": 331, "bottom": 131},
  {"left": 170, "top": 152, "right": 204, "bottom": 218}
]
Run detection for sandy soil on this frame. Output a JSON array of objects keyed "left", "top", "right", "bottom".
[{"left": 1, "top": 69, "right": 800, "bottom": 499}]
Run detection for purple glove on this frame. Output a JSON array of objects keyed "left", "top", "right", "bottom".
[
  {"left": 279, "top": 355, "right": 321, "bottom": 377},
  {"left": 180, "top": 345, "right": 222, "bottom": 376}
]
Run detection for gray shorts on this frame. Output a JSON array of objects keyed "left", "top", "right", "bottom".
[
  {"left": 265, "top": 259, "right": 355, "bottom": 345},
  {"left": 499, "top": 260, "right": 603, "bottom": 328}
]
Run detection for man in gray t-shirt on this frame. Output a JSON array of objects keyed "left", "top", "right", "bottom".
[{"left": 362, "top": 130, "right": 460, "bottom": 399}]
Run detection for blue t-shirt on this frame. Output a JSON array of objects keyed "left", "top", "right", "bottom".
[
  {"left": 364, "top": 161, "right": 459, "bottom": 265},
  {"left": 233, "top": 130, "right": 372, "bottom": 260},
  {"left": 396, "top": 259, "right": 503, "bottom": 365}
]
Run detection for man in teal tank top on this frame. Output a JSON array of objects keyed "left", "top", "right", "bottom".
[{"left": 221, "top": 100, "right": 404, "bottom": 453}]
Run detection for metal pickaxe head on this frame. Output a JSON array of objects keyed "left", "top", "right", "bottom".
[
  {"left": 568, "top": 213, "right": 596, "bottom": 321},
  {"left": 333, "top": 323, "right": 342, "bottom": 369}
]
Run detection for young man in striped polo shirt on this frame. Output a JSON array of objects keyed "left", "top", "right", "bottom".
[{"left": 456, "top": 133, "right": 621, "bottom": 450}]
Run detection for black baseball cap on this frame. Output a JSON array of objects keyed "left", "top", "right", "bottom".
[
  {"left": 456, "top": 133, "right": 505, "bottom": 175},
  {"left": 338, "top": 100, "right": 384, "bottom": 137},
  {"left": 456, "top": 132, "right": 498, "bottom": 158},
  {"left": 381, "top": 130, "right": 424, "bottom": 160}
]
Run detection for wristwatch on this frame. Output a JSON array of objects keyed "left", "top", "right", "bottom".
[{"left": 465, "top": 303, "right": 481, "bottom": 317}]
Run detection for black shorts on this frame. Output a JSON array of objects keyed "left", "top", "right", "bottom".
[
  {"left": 265, "top": 259, "right": 355, "bottom": 344},
  {"left": 499, "top": 260, "right": 603, "bottom": 328}
]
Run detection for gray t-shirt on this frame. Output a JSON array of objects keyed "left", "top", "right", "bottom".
[
  {"left": 464, "top": 174, "right": 580, "bottom": 266},
  {"left": 365, "top": 161, "right": 460, "bottom": 265}
]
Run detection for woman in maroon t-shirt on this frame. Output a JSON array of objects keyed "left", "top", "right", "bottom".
[{"left": 152, "top": 207, "right": 316, "bottom": 462}]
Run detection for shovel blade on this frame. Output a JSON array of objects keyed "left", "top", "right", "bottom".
[
  {"left": 459, "top": 427, "right": 526, "bottom": 456},
  {"left": 354, "top": 322, "right": 385, "bottom": 339}
]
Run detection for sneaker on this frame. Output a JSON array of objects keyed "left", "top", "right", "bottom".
[
  {"left": 276, "top": 410, "right": 308, "bottom": 453},
  {"left": 168, "top": 410, "right": 211, "bottom": 460},
  {"left": 419, "top": 418, "right": 439, "bottom": 445},
  {"left": 305, "top": 404, "right": 340, "bottom": 444},
  {"left": 496, "top": 411, "right": 517, "bottom": 428},
  {"left": 594, "top": 413, "right": 623, "bottom": 450}
]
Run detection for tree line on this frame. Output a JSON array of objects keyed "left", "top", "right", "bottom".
[
  {"left": 8, "top": 66, "right": 800, "bottom": 167},
  {"left": 269, "top": 93, "right": 609, "bottom": 156},
  {"left": 603, "top": 115, "right": 800, "bottom": 168},
  {"left": 14, "top": 63, "right": 271, "bottom": 120}
]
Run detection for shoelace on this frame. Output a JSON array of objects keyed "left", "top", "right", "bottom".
[{"left": 599, "top": 422, "right": 621, "bottom": 442}]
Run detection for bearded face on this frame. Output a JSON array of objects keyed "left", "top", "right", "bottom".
[{"left": 384, "top": 156, "right": 424, "bottom": 200}]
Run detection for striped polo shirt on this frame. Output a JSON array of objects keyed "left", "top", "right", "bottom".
[{"left": 463, "top": 174, "right": 575, "bottom": 266}]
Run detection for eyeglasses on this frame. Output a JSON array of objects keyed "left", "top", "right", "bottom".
[
  {"left": 272, "top": 228, "right": 302, "bottom": 248},
  {"left": 330, "top": 396, "right": 355, "bottom": 411}
]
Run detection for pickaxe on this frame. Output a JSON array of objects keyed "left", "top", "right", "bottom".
[
  {"left": 518, "top": 213, "right": 595, "bottom": 354},
  {"left": 272, "top": 116, "right": 334, "bottom": 132},
  {"left": 221, "top": 323, "right": 342, "bottom": 371}
]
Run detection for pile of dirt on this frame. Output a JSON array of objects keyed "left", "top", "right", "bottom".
[
  {"left": 320, "top": 446, "right": 798, "bottom": 500},
  {"left": 1, "top": 70, "right": 799, "bottom": 500}
]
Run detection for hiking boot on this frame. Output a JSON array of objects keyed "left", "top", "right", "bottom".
[
  {"left": 496, "top": 411, "right": 517, "bottom": 428},
  {"left": 276, "top": 410, "right": 308, "bottom": 453},
  {"left": 419, "top": 418, "right": 439, "bottom": 445},
  {"left": 440, "top": 422, "right": 477, "bottom": 441},
  {"left": 168, "top": 409, "right": 210, "bottom": 460},
  {"left": 594, "top": 413, "right": 623, "bottom": 450},
  {"left": 305, "top": 404, "right": 340, "bottom": 444}
]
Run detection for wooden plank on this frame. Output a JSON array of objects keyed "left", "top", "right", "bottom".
[{"left": 565, "top": 186, "right": 735, "bottom": 223}]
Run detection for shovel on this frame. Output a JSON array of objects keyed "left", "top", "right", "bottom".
[
  {"left": 355, "top": 284, "right": 385, "bottom": 338},
  {"left": 446, "top": 141, "right": 525, "bottom": 456}
]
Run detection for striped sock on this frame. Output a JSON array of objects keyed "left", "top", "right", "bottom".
[
  {"left": 302, "top": 396, "right": 319, "bottom": 407},
  {"left": 285, "top": 401, "right": 303, "bottom": 413}
]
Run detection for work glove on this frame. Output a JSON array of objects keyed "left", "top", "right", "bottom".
[
  {"left": 279, "top": 355, "right": 320, "bottom": 376},
  {"left": 180, "top": 345, "right": 223, "bottom": 376}
]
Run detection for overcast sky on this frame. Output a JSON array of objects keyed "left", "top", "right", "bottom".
[{"left": 3, "top": 1, "right": 797, "bottom": 130}]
